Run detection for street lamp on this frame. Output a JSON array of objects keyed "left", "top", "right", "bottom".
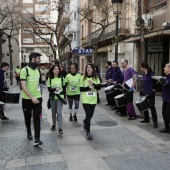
[
  {"left": 53, "top": 44, "right": 57, "bottom": 59},
  {"left": 111, "top": 0, "right": 123, "bottom": 62},
  {"left": 21, "top": 50, "right": 24, "bottom": 63}
]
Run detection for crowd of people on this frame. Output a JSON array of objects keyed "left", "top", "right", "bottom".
[{"left": 0, "top": 52, "right": 170, "bottom": 146}]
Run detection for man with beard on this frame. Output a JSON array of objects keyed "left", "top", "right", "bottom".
[{"left": 20, "top": 52, "right": 43, "bottom": 146}]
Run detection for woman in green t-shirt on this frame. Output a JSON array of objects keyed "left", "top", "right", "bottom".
[
  {"left": 65, "top": 64, "right": 81, "bottom": 122},
  {"left": 79, "top": 64, "right": 101, "bottom": 140},
  {"left": 47, "top": 65, "right": 66, "bottom": 134}
]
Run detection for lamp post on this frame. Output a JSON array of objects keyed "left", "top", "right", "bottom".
[
  {"left": 67, "top": 32, "right": 73, "bottom": 66},
  {"left": 53, "top": 44, "right": 57, "bottom": 60},
  {"left": 21, "top": 50, "right": 24, "bottom": 67},
  {"left": 111, "top": 0, "right": 123, "bottom": 62}
]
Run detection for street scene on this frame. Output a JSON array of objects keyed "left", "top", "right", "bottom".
[{"left": 1, "top": 0, "right": 170, "bottom": 170}]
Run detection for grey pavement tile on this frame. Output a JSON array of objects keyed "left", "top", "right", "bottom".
[
  {"left": 80, "top": 127, "right": 150, "bottom": 150},
  {"left": 0, "top": 133, "right": 61, "bottom": 161},
  {"left": 104, "top": 149, "right": 170, "bottom": 170},
  {"left": 26, "top": 156, "right": 45, "bottom": 166},
  {"left": 6, "top": 158, "right": 25, "bottom": 168},
  {"left": 137, "top": 122, "right": 170, "bottom": 141}
]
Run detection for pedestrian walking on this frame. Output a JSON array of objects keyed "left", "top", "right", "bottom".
[
  {"left": 121, "top": 59, "right": 138, "bottom": 120},
  {"left": 20, "top": 52, "right": 43, "bottom": 146},
  {"left": 139, "top": 62, "right": 158, "bottom": 128},
  {"left": 80, "top": 64, "right": 101, "bottom": 140},
  {"left": 47, "top": 65, "right": 66, "bottom": 134},
  {"left": 15, "top": 66, "right": 21, "bottom": 85},
  {"left": 0, "top": 62, "right": 10, "bottom": 120},
  {"left": 40, "top": 66, "right": 47, "bottom": 87},
  {"left": 159, "top": 63, "right": 170, "bottom": 133},
  {"left": 65, "top": 64, "right": 81, "bottom": 122}
]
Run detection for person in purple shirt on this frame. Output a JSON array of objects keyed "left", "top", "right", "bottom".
[
  {"left": 0, "top": 62, "right": 10, "bottom": 120},
  {"left": 104, "top": 61, "right": 114, "bottom": 105},
  {"left": 140, "top": 62, "right": 158, "bottom": 128},
  {"left": 121, "top": 59, "right": 138, "bottom": 120},
  {"left": 111, "top": 61, "right": 124, "bottom": 111},
  {"left": 159, "top": 63, "right": 170, "bottom": 133}
]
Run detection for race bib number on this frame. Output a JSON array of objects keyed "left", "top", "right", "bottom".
[
  {"left": 86, "top": 91, "right": 95, "bottom": 97},
  {"left": 70, "top": 86, "right": 76, "bottom": 91}
]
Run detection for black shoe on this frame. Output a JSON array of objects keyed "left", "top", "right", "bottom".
[
  {"left": 27, "top": 132, "right": 33, "bottom": 140},
  {"left": 128, "top": 116, "right": 136, "bottom": 120},
  {"left": 154, "top": 123, "right": 158, "bottom": 128},
  {"left": 118, "top": 113, "right": 127, "bottom": 116},
  {"left": 33, "top": 139, "right": 43, "bottom": 146},
  {"left": 140, "top": 120, "right": 150, "bottom": 123},
  {"left": 1, "top": 116, "right": 9, "bottom": 120},
  {"left": 159, "top": 128, "right": 170, "bottom": 133},
  {"left": 73, "top": 115, "right": 77, "bottom": 122},
  {"left": 111, "top": 106, "right": 116, "bottom": 110},
  {"left": 69, "top": 115, "right": 73, "bottom": 121},
  {"left": 86, "top": 132, "right": 93, "bottom": 140},
  {"left": 51, "top": 125, "right": 56, "bottom": 131},
  {"left": 59, "top": 129, "right": 63, "bottom": 134},
  {"left": 83, "top": 119, "right": 86, "bottom": 130}
]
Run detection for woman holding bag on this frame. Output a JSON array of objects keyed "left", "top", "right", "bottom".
[
  {"left": 80, "top": 64, "right": 101, "bottom": 140},
  {"left": 47, "top": 65, "right": 66, "bottom": 134}
]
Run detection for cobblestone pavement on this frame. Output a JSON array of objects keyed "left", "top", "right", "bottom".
[{"left": 0, "top": 84, "right": 170, "bottom": 170}]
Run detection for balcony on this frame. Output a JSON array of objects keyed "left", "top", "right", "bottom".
[
  {"left": 61, "top": 11, "right": 70, "bottom": 23},
  {"left": 83, "top": 0, "right": 94, "bottom": 15},
  {"left": 62, "top": 0, "right": 70, "bottom": 3},
  {"left": 81, "top": 34, "right": 91, "bottom": 47},
  {"left": 91, "top": 18, "right": 130, "bottom": 44}
]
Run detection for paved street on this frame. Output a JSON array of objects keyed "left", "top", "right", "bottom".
[{"left": 0, "top": 85, "right": 170, "bottom": 170}]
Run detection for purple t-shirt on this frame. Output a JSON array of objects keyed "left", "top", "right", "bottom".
[
  {"left": 123, "top": 67, "right": 137, "bottom": 89},
  {"left": 142, "top": 72, "right": 155, "bottom": 94},
  {"left": 162, "top": 74, "right": 170, "bottom": 102}
]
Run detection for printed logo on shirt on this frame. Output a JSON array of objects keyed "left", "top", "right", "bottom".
[{"left": 86, "top": 91, "right": 95, "bottom": 97}]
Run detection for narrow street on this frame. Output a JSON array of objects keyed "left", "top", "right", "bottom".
[{"left": 0, "top": 85, "right": 170, "bottom": 170}]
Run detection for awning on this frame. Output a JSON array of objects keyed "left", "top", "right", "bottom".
[{"left": 125, "top": 29, "right": 170, "bottom": 43}]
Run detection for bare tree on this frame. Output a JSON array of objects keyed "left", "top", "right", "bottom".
[{"left": 1, "top": 1, "right": 21, "bottom": 84}]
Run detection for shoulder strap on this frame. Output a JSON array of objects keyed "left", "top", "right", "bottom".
[
  {"left": 61, "top": 76, "right": 64, "bottom": 86},
  {"left": 37, "top": 68, "right": 42, "bottom": 84},
  {"left": 25, "top": 67, "right": 29, "bottom": 77}
]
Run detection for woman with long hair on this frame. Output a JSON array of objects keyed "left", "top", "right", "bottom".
[
  {"left": 47, "top": 65, "right": 66, "bottom": 134},
  {"left": 65, "top": 63, "right": 81, "bottom": 121},
  {"left": 140, "top": 62, "right": 158, "bottom": 128},
  {"left": 80, "top": 64, "right": 101, "bottom": 140}
]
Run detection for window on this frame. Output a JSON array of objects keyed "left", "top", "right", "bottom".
[
  {"left": 23, "top": 28, "right": 33, "bottom": 33},
  {"left": 73, "top": 11, "right": 77, "bottom": 20},
  {"left": 23, "top": 0, "right": 33, "bottom": 3},
  {"left": 73, "top": 33, "right": 77, "bottom": 41},
  {"left": 35, "top": 5, "right": 50, "bottom": 12},
  {"left": 23, "top": 38, "right": 33, "bottom": 43},
  {"left": 26, "top": 48, "right": 34, "bottom": 53},
  {"left": 23, "top": 8, "right": 33, "bottom": 13},
  {"left": 146, "top": 0, "right": 167, "bottom": 12},
  {"left": 64, "top": 3, "right": 69, "bottom": 11},
  {"left": 35, "top": 37, "right": 50, "bottom": 42}
]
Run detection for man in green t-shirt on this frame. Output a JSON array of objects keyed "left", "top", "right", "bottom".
[{"left": 20, "top": 52, "right": 43, "bottom": 146}]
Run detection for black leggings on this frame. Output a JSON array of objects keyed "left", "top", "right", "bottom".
[
  {"left": 22, "top": 98, "right": 42, "bottom": 140},
  {"left": 162, "top": 102, "right": 170, "bottom": 129},
  {"left": 67, "top": 94, "right": 80, "bottom": 114},
  {"left": 82, "top": 104, "right": 96, "bottom": 133}
]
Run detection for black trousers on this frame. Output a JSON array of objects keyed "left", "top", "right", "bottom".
[
  {"left": 143, "top": 94, "right": 158, "bottom": 123},
  {"left": 162, "top": 102, "right": 170, "bottom": 129},
  {"left": 0, "top": 91, "right": 4, "bottom": 117},
  {"left": 82, "top": 104, "right": 96, "bottom": 133},
  {"left": 22, "top": 98, "right": 42, "bottom": 140},
  {"left": 16, "top": 76, "right": 20, "bottom": 84}
]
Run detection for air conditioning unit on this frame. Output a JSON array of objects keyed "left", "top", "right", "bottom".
[
  {"left": 162, "top": 22, "right": 170, "bottom": 27},
  {"left": 142, "top": 14, "right": 151, "bottom": 27}
]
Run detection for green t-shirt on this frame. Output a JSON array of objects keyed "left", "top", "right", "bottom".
[
  {"left": 20, "top": 67, "right": 42, "bottom": 99},
  {"left": 47, "top": 77, "right": 65, "bottom": 100},
  {"left": 15, "top": 68, "right": 21, "bottom": 74},
  {"left": 65, "top": 73, "right": 81, "bottom": 96},
  {"left": 79, "top": 76, "right": 100, "bottom": 104}
]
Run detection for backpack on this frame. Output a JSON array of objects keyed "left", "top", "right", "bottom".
[{"left": 20, "top": 66, "right": 42, "bottom": 90}]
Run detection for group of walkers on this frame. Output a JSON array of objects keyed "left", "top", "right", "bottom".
[{"left": 0, "top": 51, "right": 170, "bottom": 146}]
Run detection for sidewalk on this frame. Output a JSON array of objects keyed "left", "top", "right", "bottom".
[{"left": 0, "top": 85, "right": 170, "bottom": 170}]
